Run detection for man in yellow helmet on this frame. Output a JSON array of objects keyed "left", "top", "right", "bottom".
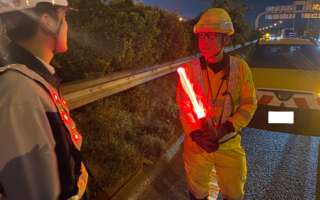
[{"left": 176, "top": 8, "right": 257, "bottom": 200}]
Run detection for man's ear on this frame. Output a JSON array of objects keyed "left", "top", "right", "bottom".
[
  {"left": 39, "top": 13, "right": 57, "bottom": 34},
  {"left": 223, "top": 35, "right": 230, "bottom": 47}
]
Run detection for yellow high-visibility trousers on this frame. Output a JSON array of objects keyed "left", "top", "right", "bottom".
[{"left": 183, "top": 134, "right": 247, "bottom": 200}]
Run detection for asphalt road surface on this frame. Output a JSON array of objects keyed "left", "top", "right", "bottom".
[{"left": 143, "top": 127, "right": 320, "bottom": 200}]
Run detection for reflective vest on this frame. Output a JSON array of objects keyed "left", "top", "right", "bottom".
[
  {"left": 188, "top": 55, "right": 239, "bottom": 143},
  {"left": 0, "top": 64, "right": 88, "bottom": 199}
]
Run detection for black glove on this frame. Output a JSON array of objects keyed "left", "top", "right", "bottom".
[
  {"left": 190, "top": 130, "right": 219, "bottom": 153},
  {"left": 201, "top": 126, "right": 228, "bottom": 142},
  {"left": 201, "top": 121, "right": 235, "bottom": 142}
]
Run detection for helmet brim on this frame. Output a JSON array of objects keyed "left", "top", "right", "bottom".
[
  {"left": 63, "top": 6, "right": 78, "bottom": 11},
  {"left": 194, "top": 28, "right": 234, "bottom": 35}
]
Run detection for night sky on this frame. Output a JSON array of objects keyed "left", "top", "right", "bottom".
[{"left": 143, "top": 0, "right": 320, "bottom": 31}]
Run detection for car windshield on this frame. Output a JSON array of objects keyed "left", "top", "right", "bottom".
[{"left": 246, "top": 44, "right": 320, "bottom": 70}]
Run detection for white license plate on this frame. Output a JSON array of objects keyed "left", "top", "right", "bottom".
[{"left": 268, "top": 111, "right": 294, "bottom": 124}]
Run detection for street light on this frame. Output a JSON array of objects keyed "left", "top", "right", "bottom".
[{"left": 179, "top": 17, "right": 183, "bottom": 21}]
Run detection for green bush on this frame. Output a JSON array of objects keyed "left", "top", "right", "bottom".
[
  {"left": 248, "top": 29, "right": 263, "bottom": 41},
  {"left": 55, "top": 0, "right": 198, "bottom": 83},
  {"left": 71, "top": 96, "right": 142, "bottom": 193},
  {"left": 0, "top": 25, "right": 9, "bottom": 58},
  {"left": 138, "top": 135, "right": 166, "bottom": 159},
  {"left": 71, "top": 73, "right": 180, "bottom": 195}
]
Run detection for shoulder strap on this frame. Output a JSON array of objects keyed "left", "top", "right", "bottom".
[{"left": 199, "top": 56, "right": 207, "bottom": 70}]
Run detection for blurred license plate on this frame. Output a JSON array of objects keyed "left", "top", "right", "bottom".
[{"left": 268, "top": 111, "right": 294, "bottom": 124}]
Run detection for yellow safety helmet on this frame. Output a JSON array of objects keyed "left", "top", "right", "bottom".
[{"left": 194, "top": 8, "right": 234, "bottom": 35}]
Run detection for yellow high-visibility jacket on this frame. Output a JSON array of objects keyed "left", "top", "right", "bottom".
[{"left": 176, "top": 55, "right": 257, "bottom": 138}]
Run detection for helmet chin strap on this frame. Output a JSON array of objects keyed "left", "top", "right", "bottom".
[
  {"left": 206, "top": 35, "right": 225, "bottom": 63},
  {"left": 40, "top": 15, "right": 64, "bottom": 68},
  {"left": 206, "top": 47, "right": 223, "bottom": 63},
  {"left": 41, "top": 17, "right": 63, "bottom": 54}
]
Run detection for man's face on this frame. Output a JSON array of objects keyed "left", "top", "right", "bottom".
[{"left": 197, "top": 30, "right": 228, "bottom": 57}]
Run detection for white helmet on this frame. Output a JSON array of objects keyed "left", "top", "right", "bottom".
[
  {"left": 0, "top": 0, "right": 77, "bottom": 55},
  {"left": 0, "top": 0, "right": 75, "bottom": 14}
]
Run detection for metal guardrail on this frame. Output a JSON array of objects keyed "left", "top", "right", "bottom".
[
  {"left": 224, "top": 40, "right": 257, "bottom": 53},
  {"left": 61, "top": 40, "right": 257, "bottom": 110}
]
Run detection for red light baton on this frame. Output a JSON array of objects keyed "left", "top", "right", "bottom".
[{"left": 177, "top": 67, "right": 209, "bottom": 128}]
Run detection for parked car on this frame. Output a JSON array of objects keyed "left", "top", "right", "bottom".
[{"left": 246, "top": 38, "right": 320, "bottom": 136}]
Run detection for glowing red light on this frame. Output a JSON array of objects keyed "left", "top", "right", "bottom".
[
  {"left": 61, "top": 112, "right": 69, "bottom": 122},
  {"left": 62, "top": 99, "right": 67, "bottom": 105},
  {"left": 73, "top": 133, "right": 80, "bottom": 142},
  {"left": 54, "top": 94, "right": 58, "bottom": 101},
  {"left": 177, "top": 67, "right": 205, "bottom": 119}
]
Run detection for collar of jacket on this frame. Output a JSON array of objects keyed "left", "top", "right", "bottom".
[
  {"left": 4, "top": 42, "right": 61, "bottom": 88},
  {"left": 222, "top": 52, "right": 231, "bottom": 76},
  {"left": 222, "top": 52, "right": 230, "bottom": 67}
]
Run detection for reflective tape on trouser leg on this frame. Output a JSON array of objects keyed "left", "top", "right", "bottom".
[{"left": 214, "top": 147, "right": 247, "bottom": 200}]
